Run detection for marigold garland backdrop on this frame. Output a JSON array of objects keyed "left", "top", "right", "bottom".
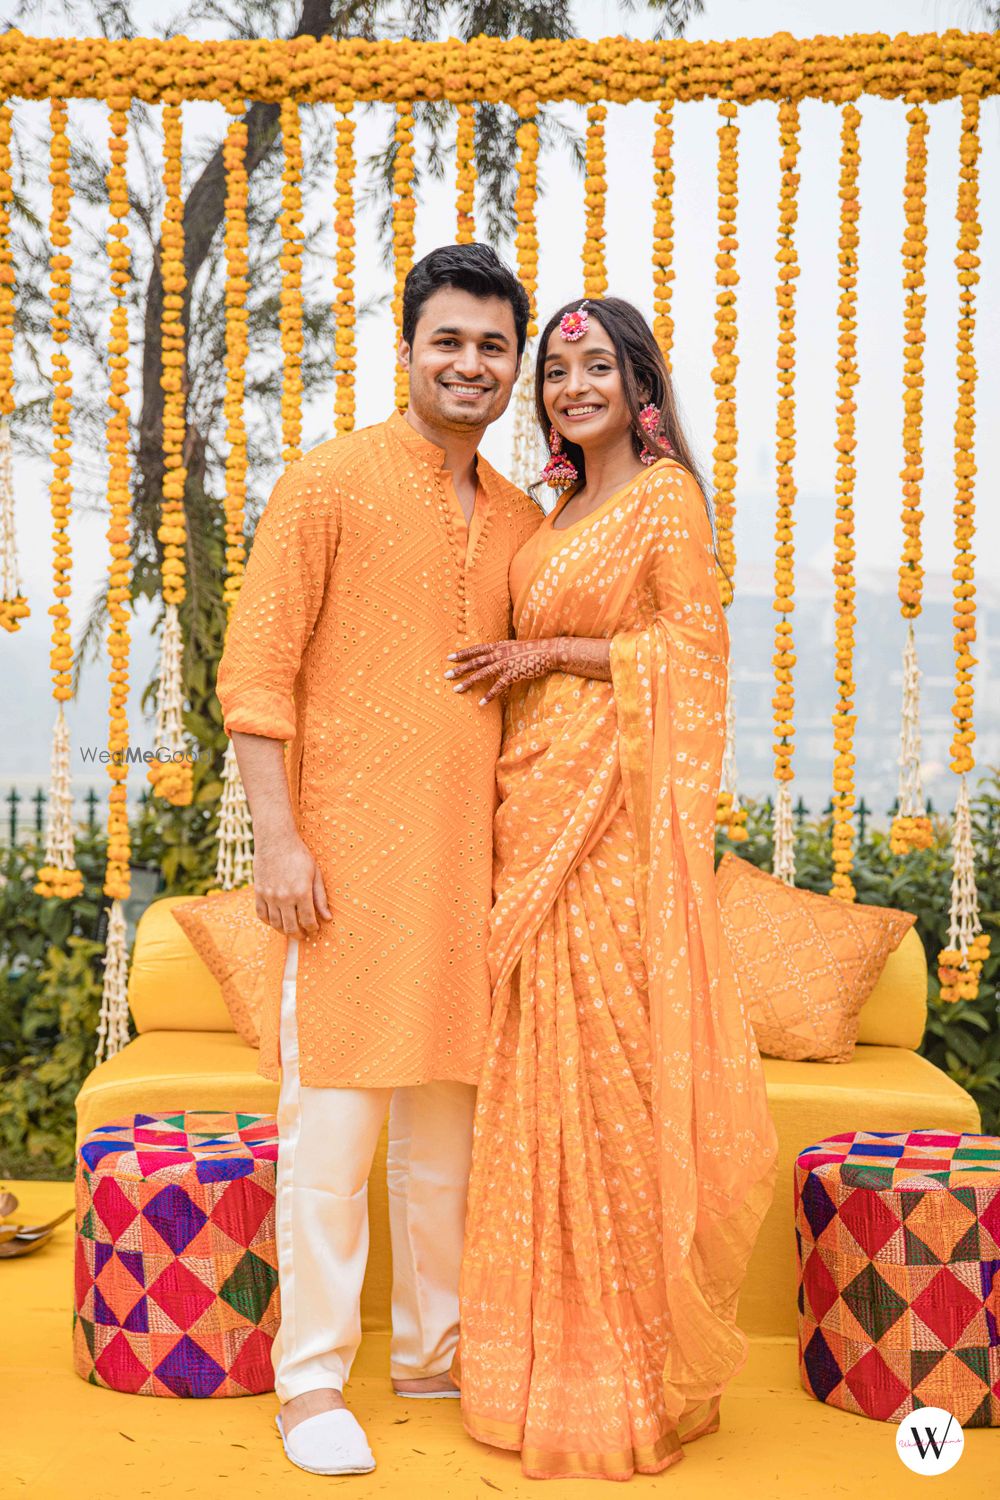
[{"left": 0, "top": 28, "right": 995, "bottom": 1047}]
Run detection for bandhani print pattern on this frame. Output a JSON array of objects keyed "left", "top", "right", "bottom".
[
  {"left": 795, "top": 1130, "right": 1000, "bottom": 1427},
  {"left": 73, "top": 1112, "right": 279, "bottom": 1397}
]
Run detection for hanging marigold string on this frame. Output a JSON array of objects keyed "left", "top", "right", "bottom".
[
  {"left": 938, "top": 93, "right": 990, "bottom": 1004},
  {"left": 891, "top": 105, "right": 933, "bottom": 857},
  {"left": 392, "top": 104, "right": 416, "bottom": 411},
  {"left": 0, "top": 102, "right": 27, "bottom": 634},
  {"left": 712, "top": 100, "right": 745, "bottom": 842},
  {"left": 96, "top": 95, "right": 134, "bottom": 1063},
  {"left": 333, "top": 105, "right": 356, "bottom": 436},
  {"left": 511, "top": 113, "right": 541, "bottom": 492},
  {"left": 770, "top": 100, "right": 800, "bottom": 885},
  {"left": 148, "top": 98, "right": 193, "bottom": 808},
  {"left": 582, "top": 102, "right": 607, "bottom": 297},
  {"left": 829, "top": 102, "right": 861, "bottom": 903},
  {"left": 455, "top": 101, "right": 475, "bottom": 244},
  {"left": 215, "top": 101, "right": 253, "bottom": 891},
  {"left": 35, "top": 98, "right": 82, "bottom": 899},
  {"left": 651, "top": 99, "right": 675, "bottom": 368},
  {"left": 279, "top": 99, "right": 304, "bottom": 465},
  {"left": 222, "top": 106, "right": 249, "bottom": 615}
]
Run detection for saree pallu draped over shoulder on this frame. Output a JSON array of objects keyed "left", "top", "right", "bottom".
[{"left": 457, "top": 461, "right": 778, "bottom": 1481}]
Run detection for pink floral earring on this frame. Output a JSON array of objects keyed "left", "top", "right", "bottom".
[
  {"left": 638, "top": 402, "right": 673, "bottom": 465},
  {"left": 540, "top": 426, "right": 578, "bottom": 490}
]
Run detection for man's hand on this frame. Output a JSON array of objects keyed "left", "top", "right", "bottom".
[
  {"left": 253, "top": 829, "right": 332, "bottom": 938},
  {"left": 227, "top": 732, "right": 332, "bottom": 940}
]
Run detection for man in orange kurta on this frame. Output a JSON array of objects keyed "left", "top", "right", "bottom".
[{"left": 216, "top": 244, "right": 541, "bottom": 1475}]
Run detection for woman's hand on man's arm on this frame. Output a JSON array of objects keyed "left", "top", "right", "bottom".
[{"left": 444, "top": 636, "right": 611, "bottom": 705}]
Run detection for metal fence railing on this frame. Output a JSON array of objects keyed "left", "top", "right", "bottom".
[{"left": 2, "top": 783, "right": 955, "bottom": 850}]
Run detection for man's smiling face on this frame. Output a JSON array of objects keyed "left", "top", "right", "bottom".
[{"left": 399, "top": 286, "right": 521, "bottom": 436}]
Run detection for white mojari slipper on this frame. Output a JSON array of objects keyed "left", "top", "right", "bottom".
[{"left": 275, "top": 1409, "right": 376, "bottom": 1475}]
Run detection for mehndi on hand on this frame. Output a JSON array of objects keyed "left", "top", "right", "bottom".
[{"left": 445, "top": 636, "right": 611, "bottom": 705}]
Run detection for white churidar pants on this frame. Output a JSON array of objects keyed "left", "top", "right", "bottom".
[{"left": 272, "top": 938, "right": 476, "bottom": 1401}]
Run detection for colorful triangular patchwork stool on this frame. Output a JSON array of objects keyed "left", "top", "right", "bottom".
[
  {"left": 74, "top": 1112, "right": 279, "bottom": 1397},
  {"left": 795, "top": 1129, "right": 1000, "bottom": 1427}
]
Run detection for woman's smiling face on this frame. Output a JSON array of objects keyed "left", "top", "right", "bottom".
[{"left": 541, "top": 316, "right": 631, "bottom": 451}]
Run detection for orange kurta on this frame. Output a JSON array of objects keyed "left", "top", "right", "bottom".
[
  {"left": 458, "top": 461, "right": 778, "bottom": 1479},
  {"left": 216, "top": 411, "right": 543, "bottom": 1087}
]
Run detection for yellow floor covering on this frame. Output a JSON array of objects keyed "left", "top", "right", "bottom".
[{"left": 5, "top": 1181, "right": 995, "bottom": 1499}]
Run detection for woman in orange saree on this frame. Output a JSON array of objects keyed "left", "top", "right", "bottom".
[{"left": 447, "top": 298, "right": 777, "bottom": 1481}]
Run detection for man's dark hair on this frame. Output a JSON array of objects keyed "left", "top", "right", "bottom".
[{"left": 402, "top": 243, "right": 530, "bottom": 357}]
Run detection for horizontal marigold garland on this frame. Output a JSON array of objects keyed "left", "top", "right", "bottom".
[{"left": 0, "top": 34, "right": 997, "bottom": 106}]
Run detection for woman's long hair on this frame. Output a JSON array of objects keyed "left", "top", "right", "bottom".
[{"left": 534, "top": 296, "right": 733, "bottom": 604}]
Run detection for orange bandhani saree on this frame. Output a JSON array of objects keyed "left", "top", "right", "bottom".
[{"left": 457, "top": 460, "right": 778, "bottom": 1481}]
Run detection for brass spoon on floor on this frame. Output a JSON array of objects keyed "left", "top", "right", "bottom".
[{"left": 0, "top": 1206, "right": 74, "bottom": 1258}]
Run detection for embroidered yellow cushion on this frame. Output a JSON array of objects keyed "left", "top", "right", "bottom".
[
  {"left": 716, "top": 852, "right": 917, "bottom": 1063},
  {"left": 171, "top": 888, "right": 269, "bottom": 1047}
]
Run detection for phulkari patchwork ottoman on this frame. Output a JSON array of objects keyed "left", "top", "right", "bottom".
[
  {"left": 73, "top": 1111, "right": 279, "bottom": 1397},
  {"left": 795, "top": 1130, "right": 1000, "bottom": 1427}
]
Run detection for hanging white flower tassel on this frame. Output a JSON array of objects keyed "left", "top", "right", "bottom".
[
  {"left": 510, "top": 347, "right": 542, "bottom": 496},
  {"left": 890, "top": 620, "right": 933, "bottom": 854},
  {"left": 147, "top": 601, "right": 193, "bottom": 806},
  {"left": 35, "top": 704, "right": 83, "bottom": 898},
  {"left": 96, "top": 898, "right": 130, "bottom": 1063},
  {"left": 772, "top": 781, "right": 796, "bottom": 885},
  {"left": 717, "top": 663, "right": 747, "bottom": 842},
  {"left": 937, "top": 775, "right": 990, "bottom": 1004},
  {"left": 215, "top": 737, "right": 254, "bottom": 890},
  {"left": 0, "top": 417, "right": 28, "bottom": 633}
]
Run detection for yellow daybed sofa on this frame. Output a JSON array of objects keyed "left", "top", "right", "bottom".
[{"left": 75, "top": 895, "right": 981, "bottom": 1340}]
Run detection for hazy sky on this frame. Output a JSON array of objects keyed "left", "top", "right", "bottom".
[{"left": 4, "top": 0, "right": 998, "bottom": 789}]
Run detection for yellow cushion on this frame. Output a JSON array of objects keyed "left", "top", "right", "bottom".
[
  {"left": 856, "top": 923, "right": 927, "bottom": 1048},
  {"left": 171, "top": 888, "right": 269, "bottom": 1046},
  {"left": 128, "top": 897, "right": 236, "bottom": 1033},
  {"left": 74, "top": 1030, "right": 391, "bottom": 1333},
  {"left": 738, "top": 1046, "right": 981, "bottom": 1338},
  {"left": 716, "top": 853, "right": 917, "bottom": 1062}
]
